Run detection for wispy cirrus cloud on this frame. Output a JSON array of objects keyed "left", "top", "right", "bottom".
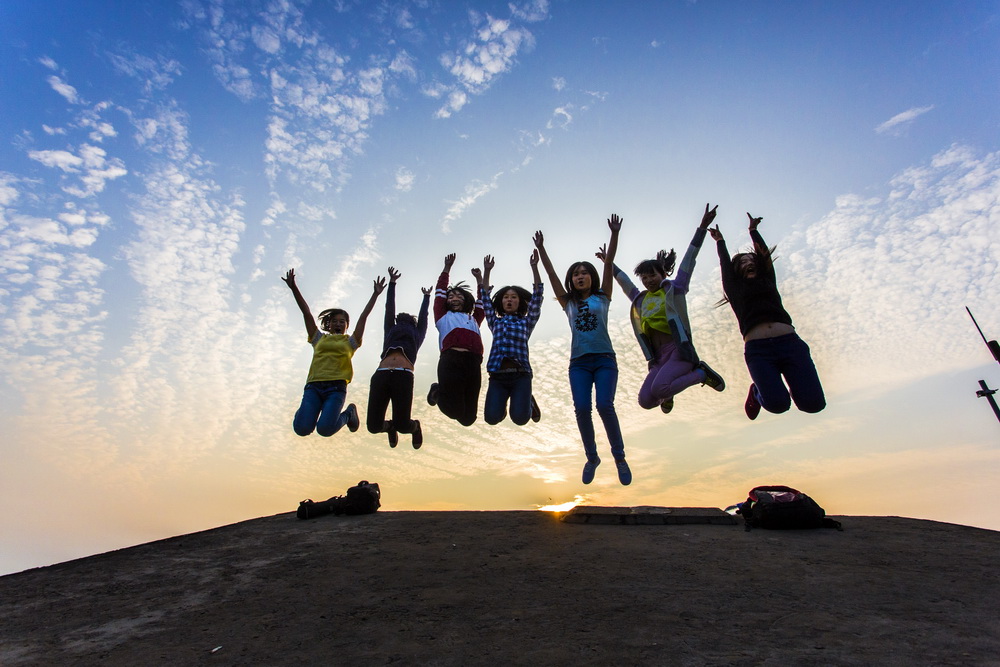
[{"left": 876, "top": 105, "right": 935, "bottom": 135}]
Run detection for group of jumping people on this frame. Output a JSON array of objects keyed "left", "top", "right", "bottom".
[{"left": 283, "top": 205, "right": 826, "bottom": 486}]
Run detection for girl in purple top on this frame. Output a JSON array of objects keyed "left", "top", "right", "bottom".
[{"left": 710, "top": 213, "right": 826, "bottom": 420}]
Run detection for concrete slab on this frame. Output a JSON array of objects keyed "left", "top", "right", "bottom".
[{"left": 561, "top": 505, "right": 739, "bottom": 525}]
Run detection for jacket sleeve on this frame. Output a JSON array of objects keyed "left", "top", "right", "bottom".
[
  {"left": 384, "top": 282, "right": 396, "bottom": 336},
  {"left": 433, "top": 271, "right": 449, "bottom": 322},
  {"left": 612, "top": 264, "right": 641, "bottom": 302},
  {"left": 673, "top": 226, "right": 708, "bottom": 294}
]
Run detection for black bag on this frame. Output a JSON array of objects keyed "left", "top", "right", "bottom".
[
  {"left": 343, "top": 480, "right": 381, "bottom": 515},
  {"left": 737, "top": 485, "right": 842, "bottom": 531},
  {"left": 296, "top": 480, "right": 381, "bottom": 520}
]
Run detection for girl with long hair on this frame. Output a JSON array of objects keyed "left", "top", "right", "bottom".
[
  {"left": 472, "top": 252, "right": 544, "bottom": 426},
  {"left": 709, "top": 213, "right": 826, "bottom": 419},
  {"left": 533, "top": 215, "right": 631, "bottom": 486}
]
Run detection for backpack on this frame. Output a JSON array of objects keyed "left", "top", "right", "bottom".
[
  {"left": 297, "top": 480, "right": 381, "bottom": 520},
  {"left": 736, "top": 485, "right": 842, "bottom": 531}
]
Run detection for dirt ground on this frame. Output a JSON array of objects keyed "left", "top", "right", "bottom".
[{"left": 2, "top": 511, "right": 999, "bottom": 666}]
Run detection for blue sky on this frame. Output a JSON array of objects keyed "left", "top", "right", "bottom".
[{"left": 2, "top": 0, "right": 999, "bottom": 574}]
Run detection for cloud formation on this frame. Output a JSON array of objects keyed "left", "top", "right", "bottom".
[{"left": 876, "top": 105, "right": 935, "bottom": 135}]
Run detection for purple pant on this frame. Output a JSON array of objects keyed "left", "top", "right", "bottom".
[{"left": 637, "top": 340, "right": 703, "bottom": 409}]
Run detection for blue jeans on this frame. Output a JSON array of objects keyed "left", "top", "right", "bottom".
[
  {"left": 293, "top": 381, "right": 350, "bottom": 437},
  {"left": 484, "top": 371, "right": 532, "bottom": 425},
  {"left": 744, "top": 333, "right": 825, "bottom": 414},
  {"left": 568, "top": 353, "right": 625, "bottom": 460}
]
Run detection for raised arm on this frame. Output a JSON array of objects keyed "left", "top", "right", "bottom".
[
  {"left": 601, "top": 214, "right": 622, "bottom": 299},
  {"left": 746, "top": 212, "right": 775, "bottom": 280},
  {"left": 417, "top": 286, "right": 431, "bottom": 347},
  {"left": 673, "top": 203, "right": 717, "bottom": 292},
  {"left": 384, "top": 266, "right": 400, "bottom": 333},
  {"left": 710, "top": 225, "right": 737, "bottom": 294},
  {"left": 434, "top": 253, "right": 455, "bottom": 321},
  {"left": 596, "top": 243, "right": 639, "bottom": 301},
  {"left": 529, "top": 249, "right": 542, "bottom": 287},
  {"left": 351, "top": 276, "right": 386, "bottom": 346},
  {"left": 533, "top": 230, "right": 568, "bottom": 307},
  {"left": 282, "top": 268, "right": 318, "bottom": 340}
]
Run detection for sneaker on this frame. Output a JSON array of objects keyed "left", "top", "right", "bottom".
[
  {"left": 387, "top": 425, "right": 398, "bottom": 448},
  {"left": 745, "top": 384, "right": 761, "bottom": 421},
  {"left": 530, "top": 395, "right": 541, "bottom": 423},
  {"left": 660, "top": 398, "right": 674, "bottom": 414},
  {"left": 411, "top": 420, "right": 423, "bottom": 449},
  {"left": 698, "top": 361, "right": 726, "bottom": 392},
  {"left": 427, "top": 383, "right": 440, "bottom": 407},
  {"left": 582, "top": 457, "right": 600, "bottom": 484},
  {"left": 615, "top": 458, "right": 632, "bottom": 486},
  {"left": 345, "top": 403, "right": 360, "bottom": 432}
]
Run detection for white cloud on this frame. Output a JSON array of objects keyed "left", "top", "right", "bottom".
[
  {"left": 47, "top": 75, "right": 79, "bottom": 104},
  {"left": 395, "top": 166, "right": 415, "bottom": 192},
  {"left": 107, "top": 52, "right": 183, "bottom": 92},
  {"left": 552, "top": 76, "right": 566, "bottom": 91},
  {"left": 431, "top": 4, "right": 549, "bottom": 118},
  {"left": 547, "top": 105, "right": 573, "bottom": 130},
  {"left": 876, "top": 105, "right": 935, "bottom": 135},
  {"left": 439, "top": 173, "right": 503, "bottom": 233}
]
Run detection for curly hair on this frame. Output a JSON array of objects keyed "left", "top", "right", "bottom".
[
  {"left": 446, "top": 282, "right": 476, "bottom": 314},
  {"left": 317, "top": 308, "right": 350, "bottom": 331}
]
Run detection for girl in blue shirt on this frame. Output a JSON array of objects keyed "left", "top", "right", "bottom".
[{"left": 533, "top": 215, "right": 631, "bottom": 486}]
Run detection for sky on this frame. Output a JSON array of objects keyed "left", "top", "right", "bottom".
[{"left": 2, "top": 0, "right": 999, "bottom": 575}]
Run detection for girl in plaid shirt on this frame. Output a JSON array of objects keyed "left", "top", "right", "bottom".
[{"left": 472, "top": 252, "right": 544, "bottom": 426}]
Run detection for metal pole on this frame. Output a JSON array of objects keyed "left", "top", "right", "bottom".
[{"left": 976, "top": 380, "right": 1000, "bottom": 424}]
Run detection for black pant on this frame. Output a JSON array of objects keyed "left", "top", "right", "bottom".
[
  {"left": 437, "top": 348, "right": 482, "bottom": 426},
  {"left": 367, "top": 369, "right": 416, "bottom": 433}
]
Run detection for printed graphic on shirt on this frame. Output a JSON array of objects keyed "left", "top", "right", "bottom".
[{"left": 574, "top": 310, "right": 598, "bottom": 332}]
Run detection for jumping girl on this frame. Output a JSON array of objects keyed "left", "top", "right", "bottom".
[
  {"left": 471, "top": 252, "right": 544, "bottom": 426},
  {"left": 366, "top": 266, "right": 430, "bottom": 449},
  {"left": 427, "top": 253, "right": 485, "bottom": 427},
  {"left": 533, "top": 215, "right": 631, "bottom": 486},
  {"left": 598, "top": 204, "right": 725, "bottom": 414},
  {"left": 282, "top": 268, "right": 384, "bottom": 437},
  {"left": 709, "top": 213, "right": 826, "bottom": 419}
]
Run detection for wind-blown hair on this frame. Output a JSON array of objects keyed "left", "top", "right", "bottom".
[
  {"left": 634, "top": 248, "right": 676, "bottom": 278},
  {"left": 446, "top": 282, "right": 475, "bottom": 314},
  {"left": 715, "top": 241, "right": 778, "bottom": 307},
  {"left": 491, "top": 286, "right": 532, "bottom": 317},
  {"left": 563, "top": 261, "right": 604, "bottom": 303},
  {"left": 317, "top": 308, "right": 349, "bottom": 331},
  {"left": 395, "top": 312, "right": 417, "bottom": 327}
]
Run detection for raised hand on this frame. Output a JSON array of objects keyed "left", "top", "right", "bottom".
[
  {"left": 529, "top": 249, "right": 539, "bottom": 267},
  {"left": 483, "top": 255, "right": 495, "bottom": 272},
  {"left": 746, "top": 212, "right": 762, "bottom": 230},
  {"left": 532, "top": 230, "right": 545, "bottom": 248},
  {"left": 708, "top": 225, "right": 723, "bottom": 242},
  {"left": 387, "top": 266, "right": 401, "bottom": 283},
  {"left": 595, "top": 243, "right": 608, "bottom": 262},
  {"left": 607, "top": 213, "right": 622, "bottom": 233},
  {"left": 421, "top": 286, "right": 432, "bottom": 296},
  {"left": 701, "top": 203, "right": 718, "bottom": 228},
  {"left": 373, "top": 276, "right": 387, "bottom": 294},
  {"left": 443, "top": 253, "right": 456, "bottom": 270},
  {"left": 282, "top": 268, "right": 297, "bottom": 286},
  {"left": 471, "top": 267, "right": 483, "bottom": 283}
]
